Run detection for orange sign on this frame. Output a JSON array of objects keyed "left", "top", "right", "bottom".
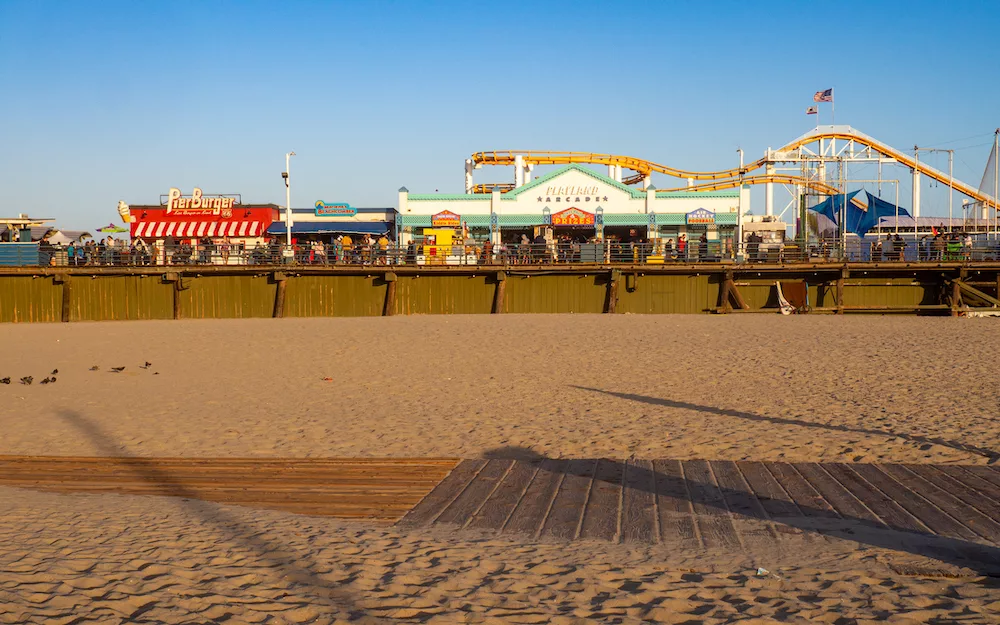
[
  {"left": 431, "top": 210, "right": 461, "bottom": 227},
  {"left": 551, "top": 207, "right": 595, "bottom": 226}
]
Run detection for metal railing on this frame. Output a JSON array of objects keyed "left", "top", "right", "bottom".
[{"left": 11, "top": 240, "right": 1000, "bottom": 268}]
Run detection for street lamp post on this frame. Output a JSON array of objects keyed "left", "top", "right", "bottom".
[{"left": 283, "top": 152, "right": 296, "bottom": 257}]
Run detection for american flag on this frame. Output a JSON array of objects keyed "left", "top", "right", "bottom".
[
  {"left": 806, "top": 105, "right": 818, "bottom": 115},
  {"left": 813, "top": 88, "right": 833, "bottom": 103}
]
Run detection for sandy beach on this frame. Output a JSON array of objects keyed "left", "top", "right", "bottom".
[
  {"left": 2, "top": 314, "right": 1000, "bottom": 623},
  {"left": 1, "top": 315, "right": 998, "bottom": 463},
  {"left": 3, "top": 485, "right": 999, "bottom": 625}
]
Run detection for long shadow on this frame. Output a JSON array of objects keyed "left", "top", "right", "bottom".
[
  {"left": 54, "top": 410, "right": 386, "bottom": 623},
  {"left": 480, "top": 445, "right": 1000, "bottom": 577},
  {"left": 570, "top": 385, "right": 1000, "bottom": 463}
]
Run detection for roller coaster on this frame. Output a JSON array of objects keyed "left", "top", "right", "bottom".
[{"left": 467, "top": 125, "right": 999, "bottom": 214}]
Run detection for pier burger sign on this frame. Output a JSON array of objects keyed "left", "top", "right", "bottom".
[{"left": 166, "top": 188, "right": 236, "bottom": 216}]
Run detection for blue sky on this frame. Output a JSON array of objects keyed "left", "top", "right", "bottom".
[{"left": 1, "top": 0, "right": 998, "bottom": 229}]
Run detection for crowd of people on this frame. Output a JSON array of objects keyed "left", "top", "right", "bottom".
[
  {"left": 38, "top": 237, "right": 138, "bottom": 266},
  {"left": 22, "top": 229, "right": 1000, "bottom": 267}
]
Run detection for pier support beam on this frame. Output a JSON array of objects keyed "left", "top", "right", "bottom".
[
  {"left": 54, "top": 274, "right": 70, "bottom": 322},
  {"left": 272, "top": 272, "right": 287, "bottom": 318},
  {"left": 720, "top": 270, "right": 732, "bottom": 313},
  {"left": 950, "top": 269, "right": 967, "bottom": 317},
  {"left": 491, "top": 271, "right": 506, "bottom": 314},
  {"left": 605, "top": 270, "right": 620, "bottom": 313},
  {"left": 163, "top": 273, "right": 183, "bottom": 319},
  {"left": 837, "top": 266, "right": 848, "bottom": 314},
  {"left": 382, "top": 272, "right": 397, "bottom": 316}
]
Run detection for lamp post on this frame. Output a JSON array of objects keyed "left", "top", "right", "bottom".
[
  {"left": 736, "top": 148, "right": 744, "bottom": 262},
  {"left": 283, "top": 151, "right": 296, "bottom": 251}
]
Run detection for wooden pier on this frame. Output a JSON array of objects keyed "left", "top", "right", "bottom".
[{"left": 2, "top": 262, "right": 999, "bottom": 321}]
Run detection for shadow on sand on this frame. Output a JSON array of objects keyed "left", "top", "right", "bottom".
[
  {"left": 570, "top": 385, "right": 1000, "bottom": 463},
  {"left": 56, "top": 409, "right": 385, "bottom": 623}
]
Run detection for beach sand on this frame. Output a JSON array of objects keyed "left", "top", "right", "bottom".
[
  {"left": 0, "top": 315, "right": 997, "bottom": 463},
  {"left": 3, "top": 485, "right": 998, "bottom": 625},
  {"left": 2, "top": 314, "right": 999, "bottom": 623}
]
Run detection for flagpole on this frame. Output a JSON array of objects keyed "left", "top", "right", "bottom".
[{"left": 831, "top": 88, "right": 835, "bottom": 126}]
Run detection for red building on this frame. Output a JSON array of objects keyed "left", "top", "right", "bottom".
[{"left": 120, "top": 188, "right": 278, "bottom": 264}]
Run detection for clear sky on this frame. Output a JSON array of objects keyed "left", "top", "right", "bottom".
[{"left": 1, "top": 0, "right": 998, "bottom": 230}]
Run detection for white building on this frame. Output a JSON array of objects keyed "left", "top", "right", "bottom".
[{"left": 397, "top": 164, "right": 749, "bottom": 245}]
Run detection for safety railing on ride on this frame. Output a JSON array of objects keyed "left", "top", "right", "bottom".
[{"left": 11, "top": 240, "right": 1000, "bottom": 267}]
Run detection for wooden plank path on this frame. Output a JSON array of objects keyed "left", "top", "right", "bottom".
[
  {"left": 0, "top": 455, "right": 459, "bottom": 521},
  {"left": 5, "top": 454, "right": 1000, "bottom": 574},
  {"left": 400, "top": 458, "right": 1000, "bottom": 574}
]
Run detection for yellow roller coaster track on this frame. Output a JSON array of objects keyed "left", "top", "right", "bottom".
[
  {"left": 472, "top": 175, "right": 840, "bottom": 196},
  {"left": 471, "top": 127, "right": 999, "bottom": 209}
]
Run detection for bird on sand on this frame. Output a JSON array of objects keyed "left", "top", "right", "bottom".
[
  {"left": 20, "top": 376, "right": 33, "bottom": 385},
  {"left": 140, "top": 361, "right": 152, "bottom": 369},
  {"left": 0, "top": 377, "right": 10, "bottom": 385},
  {"left": 51, "top": 369, "right": 58, "bottom": 375},
  {"left": 110, "top": 366, "right": 125, "bottom": 373},
  {"left": 89, "top": 366, "right": 99, "bottom": 371}
]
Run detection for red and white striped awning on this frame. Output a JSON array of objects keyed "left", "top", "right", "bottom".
[{"left": 133, "top": 220, "right": 264, "bottom": 238}]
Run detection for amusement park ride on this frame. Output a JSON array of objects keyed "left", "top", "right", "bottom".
[{"left": 466, "top": 125, "right": 1000, "bottom": 238}]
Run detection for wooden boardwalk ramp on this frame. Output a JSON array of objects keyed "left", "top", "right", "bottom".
[
  {"left": 0, "top": 455, "right": 458, "bottom": 522},
  {"left": 399, "top": 458, "right": 1000, "bottom": 575},
  {"left": 5, "top": 455, "right": 1000, "bottom": 575}
]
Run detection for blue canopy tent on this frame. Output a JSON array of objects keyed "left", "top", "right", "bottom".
[
  {"left": 807, "top": 191, "right": 861, "bottom": 226},
  {"left": 848, "top": 193, "right": 911, "bottom": 237},
  {"left": 810, "top": 192, "right": 911, "bottom": 237}
]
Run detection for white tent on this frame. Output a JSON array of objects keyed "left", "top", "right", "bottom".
[{"left": 48, "top": 230, "right": 93, "bottom": 245}]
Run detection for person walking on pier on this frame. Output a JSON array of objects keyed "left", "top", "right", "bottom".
[{"left": 932, "top": 234, "right": 945, "bottom": 261}]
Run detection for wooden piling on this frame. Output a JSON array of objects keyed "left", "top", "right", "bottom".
[
  {"left": 173, "top": 282, "right": 182, "bottom": 320},
  {"left": 272, "top": 273, "right": 287, "bottom": 318},
  {"left": 383, "top": 272, "right": 397, "bottom": 316},
  {"left": 491, "top": 272, "right": 506, "bottom": 314},
  {"left": 720, "top": 269, "right": 733, "bottom": 313},
  {"left": 951, "top": 271, "right": 964, "bottom": 317},
  {"left": 51, "top": 274, "right": 71, "bottom": 323},
  {"left": 836, "top": 266, "right": 848, "bottom": 314},
  {"left": 605, "top": 270, "right": 620, "bottom": 314}
]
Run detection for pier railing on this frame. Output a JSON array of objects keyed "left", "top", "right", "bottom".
[{"left": 13, "top": 240, "right": 1000, "bottom": 268}]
